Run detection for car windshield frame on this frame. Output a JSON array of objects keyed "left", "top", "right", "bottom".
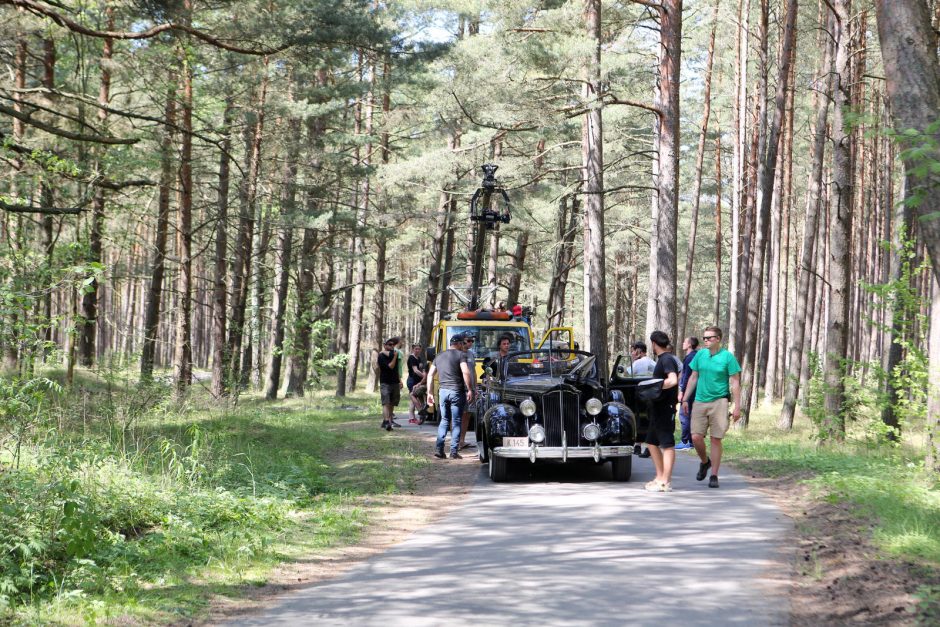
[
  {"left": 494, "top": 349, "right": 597, "bottom": 381},
  {"left": 446, "top": 325, "right": 532, "bottom": 356}
]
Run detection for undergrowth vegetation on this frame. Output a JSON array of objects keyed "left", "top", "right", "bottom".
[
  {"left": 0, "top": 372, "right": 427, "bottom": 625},
  {"left": 725, "top": 405, "right": 940, "bottom": 617}
]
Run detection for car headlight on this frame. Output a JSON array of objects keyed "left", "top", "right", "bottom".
[
  {"left": 528, "top": 424, "right": 546, "bottom": 443},
  {"left": 586, "top": 397, "right": 603, "bottom": 415},
  {"left": 582, "top": 422, "right": 601, "bottom": 441},
  {"left": 520, "top": 398, "right": 537, "bottom": 417}
]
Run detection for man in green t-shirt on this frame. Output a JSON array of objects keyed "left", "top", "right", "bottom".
[{"left": 680, "top": 325, "right": 741, "bottom": 489}]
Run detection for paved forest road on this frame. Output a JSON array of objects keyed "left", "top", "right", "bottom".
[{"left": 232, "top": 446, "right": 792, "bottom": 627}]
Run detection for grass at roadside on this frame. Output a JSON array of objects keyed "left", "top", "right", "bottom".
[
  {"left": 1, "top": 380, "right": 431, "bottom": 625},
  {"left": 722, "top": 405, "right": 940, "bottom": 616}
]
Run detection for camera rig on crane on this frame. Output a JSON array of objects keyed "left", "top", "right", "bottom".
[{"left": 448, "top": 164, "right": 512, "bottom": 312}]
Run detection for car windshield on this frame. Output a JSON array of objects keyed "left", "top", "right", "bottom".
[
  {"left": 446, "top": 326, "right": 531, "bottom": 356},
  {"left": 497, "top": 349, "right": 596, "bottom": 380}
]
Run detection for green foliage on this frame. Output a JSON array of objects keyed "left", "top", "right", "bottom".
[
  {"left": 0, "top": 381, "right": 431, "bottom": 623},
  {"left": 726, "top": 407, "right": 940, "bottom": 571}
]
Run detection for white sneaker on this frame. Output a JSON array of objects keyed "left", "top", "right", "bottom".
[{"left": 644, "top": 480, "right": 664, "bottom": 492}]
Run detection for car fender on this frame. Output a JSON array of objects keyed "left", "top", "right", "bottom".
[
  {"left": 602, "top": 401, "right": 636, "bottom": 444},
  {"left": 483, "top": 404, "right": 522, "bottom": 443}
]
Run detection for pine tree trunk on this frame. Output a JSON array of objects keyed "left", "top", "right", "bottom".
[
  {"left": 210, "top": 99, "right": 233, "bottom": 397},
  {"left": 79, "top": 9, "right": 114, "bottom": 367},
  {"left": 679, "top": 0, "right": 718, "bottom": 344},
  {"left": 335, "top": 241, "right": 355, "bottom": 397},
  {"left": 713, "top": 131, "right": 723, "bottom": 323},
  {"left": 582, "top": 0, "right": 609, "bottom": 376},
  {"left": 729, "top": 0, "right": 751, "bottom": 341},
  {"left": 506, "top": 232, "right": 528, "bottom": 307},
  {"left": 228, "top": 68, "right": 268, "bottom": 388},
  {"left": 174, "top": 15, "right": 194, "bottom": 396},
  {"left": 646, "top": 0, "right": 682, "bottom": 342},
  {"left": 738, "top": 0, "right": 797, "bottom": 426},
  {"left": 927, "top": 276, "right": 940, "bottom": 473},
  {"left": 821, "top": 0, "right": 854, "bottom": 440},
  {"left": 779, "top": 9, "right": 834, "bottom": 429}
]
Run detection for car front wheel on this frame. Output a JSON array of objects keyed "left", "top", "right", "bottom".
[
  {"left": 488, "top": 451, "right": 509, "bottom": 482},
  {"left": 611, "top": 456, "right": 632, "bottom": 481}
]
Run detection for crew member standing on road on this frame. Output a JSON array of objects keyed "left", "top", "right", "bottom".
[
  {"left": 644, "top": 331, "right": 681, "bottom": 493},
  {"left": 675, "top": 337, "right": 699, "bottom": 450},
  {"left": 377, "top": 337, "right": 404, "bottom": 432},
  {"left": 681, "top": 326, "right": 742, "bottom": 489},
  {"left": 407, "top": 344, "right": 426, "bottom": 424},
  {"left": 426, "top": 334, "right": 474, "bottom": 459},
  {"left": 456, "top": 334, "right": 479, "bottom": 450}
]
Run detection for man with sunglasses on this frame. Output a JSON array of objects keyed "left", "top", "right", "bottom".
[{"left": 680, "top": 326, "right": 741, "bottom": 488}]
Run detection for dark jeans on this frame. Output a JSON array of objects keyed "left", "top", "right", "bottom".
[
  {"left": 679, "top": 399, "right": 693, "bottom": 444},
  {"left": 435, "top": 388, "right": 465, "bottom": 455}
]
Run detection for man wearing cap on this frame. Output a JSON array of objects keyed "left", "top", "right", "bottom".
[
  {"left": 456, "top": 333, "right": 479, "bottom": 450},
  {"left": 426, "top": 334, "right": 475, "bottom": 459},
  {"left": 377, "top": 337, "right": 404, "bottom": 432}
]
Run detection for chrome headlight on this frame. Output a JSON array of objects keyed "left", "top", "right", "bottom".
[
  {"left": 586, "top": 397, "right": 603, "bottom": 416},
  {"left": 528, "top": 424, "right": 546, "bottom": 443},
  {"left": 520, "top": 398, "right": 537, "bottom": 417},
  {"left": 582, "top": 422, "right": 601, "bottom": 441}
]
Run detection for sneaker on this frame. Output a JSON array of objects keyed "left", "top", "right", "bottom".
[
  {"left": 449, "top": 452, "right": 463, "bottom": 460},
  {"left": 385, "top": 424, "right": 393, "bottom": 432},
  {"left": 674, "top": 442, "right": 692, "bottom": 450},
  {"left": 661, "top": 482, "right": 674, "bottom": 492},
  {"left": 380, "top": 421, "right": 389, "bottom": 430},
  {"left": 708, "top": 475, "right": 719, "bottom": 488},
  {"left": 644, "top": 480, "right": 663, "bottom": 492},
  {"left": 696, "top": 459, "right": 712, "bottom": 481},
  {"left": 408, "top": 417, "right": 419, "bottom": 424},
  {"left": 433, "top": 450, "right": 446, "bottom": 459},
  {"left": 638, "top": 448, "right": 651, "bottom": 459},
  {"left": 391, "top": 420, "right": 402, "bottom": 428}
]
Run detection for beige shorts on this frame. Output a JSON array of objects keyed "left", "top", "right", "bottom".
[{"left": 690, "top": 398, "right": 730, "bottom": 438}]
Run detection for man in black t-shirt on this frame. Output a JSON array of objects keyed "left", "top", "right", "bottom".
[
  {"left": 377, "top": 337, "right": 403, "bottom": 432},
  {"left": 644, "top": 330, "right": 681, "bottom": 493}
]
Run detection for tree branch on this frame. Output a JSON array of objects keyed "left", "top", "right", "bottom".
[
  {"left": 4, "top": 0, "right": 291, "bottom": 56},
  {"left": 0, "top": 102, "right": 138, "bottom": 144},
  {"left": 451, "top": 91, "right": 539, "bottom": 132},
  {"left": 604, "top": 95, "right": 663, "bottom": 119},
  {"left": 0, "top": 199, "right": 83, "bottom": 214}
]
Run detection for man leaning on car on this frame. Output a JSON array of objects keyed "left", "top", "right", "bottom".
[{"left": 426, "top": 333, "right": 475, "bottom": 460}]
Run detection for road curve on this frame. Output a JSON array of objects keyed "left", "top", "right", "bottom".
[{"left": 231, "top": 447, "right": 791, "bottom": 627}]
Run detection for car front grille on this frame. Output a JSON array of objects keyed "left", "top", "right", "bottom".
[{"left": 541, "top": 390, "right": 581, "bottom": 447}]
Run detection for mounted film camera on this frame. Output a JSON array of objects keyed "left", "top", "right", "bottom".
[{"left": 469, "top": 164, "right": 511, "bottom": 229}]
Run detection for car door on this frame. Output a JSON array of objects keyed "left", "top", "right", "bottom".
[
  {"left": 608, "top": 353, "right": 652, "bottom": 441},
  {"left": 536, "top": 327, "right": 576, "bottom": 360}
]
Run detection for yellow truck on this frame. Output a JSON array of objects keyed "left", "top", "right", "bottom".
[{"left": 425, "top": 311, "right": 573, "bottom": 424}]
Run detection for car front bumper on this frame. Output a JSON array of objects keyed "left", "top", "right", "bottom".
[{"left": 493, "top": 444, "right": 633, "bottom": 463}]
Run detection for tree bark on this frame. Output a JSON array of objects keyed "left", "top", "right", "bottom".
[
  {"left": 174, "top": 9, "right": 194, "bottom": 396},
  {"left": 506, "top": 231, "right": 528, "bottom": 307},
  {"left": 582, "top": 0, "right": 609, "bottom": 378},
  {"left": 79, "top": 7, "right": 114, "bottom": 367},
  {"left": 141, "top": 81, "right": 176, "bottom": 381},
  {"left": 210, "top": 98, "right": 233, "bottom": 397},
  {"left": 738, "top": 0, "right": 798, "bottom": 426},
  {"left": 823, "top": 0, "right": 854, "bottom": 440},
  {"left": 646, "top": 0, "right": 682, "bottom": 343},
  {"left": 679, "top": 0, "right": 718, "bottom": 345},
  {"left": 779, "top": 9, "right": 834, "bottom": 429},
  {"left": 874, "top": 0, "right": 940, "bottom": 288}
]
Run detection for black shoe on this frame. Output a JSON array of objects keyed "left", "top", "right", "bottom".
[
  {"left": 638, "top": 448, "right": 651, "bottom": 459},
  {"left": 708, "top": 475, "right": 719, "bottom": 488},
  {"left": 386, "top": 424, "right": 393, "bottom": 432},
  {"left": 380, "top": 421, "right": 389, "bottom": 430},
  {"left": 433, "top": 450, "right": 446, "bottom": 459},
  {"left": 391, "top": 420, "right": 402, "bottom": 428},
  {"left": 696, "top": 459, "right": 712, "bottom": 481},
  {"left": 449, "top": 452, "right": 463, "bottom": 460}
]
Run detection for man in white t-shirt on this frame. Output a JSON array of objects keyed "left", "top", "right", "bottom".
[{"left": 627, "top": 341, "right": 655, "bottom": 376}]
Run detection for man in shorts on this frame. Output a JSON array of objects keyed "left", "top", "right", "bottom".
[
  {"left": 681, "top": 326, "right": 741, "bottom": 488},
  {"left": 377, "top": 337, "right": 403, "bottom": 432},
  {"left": 644, "top": 331, "right": 681, "bottom": 492}
]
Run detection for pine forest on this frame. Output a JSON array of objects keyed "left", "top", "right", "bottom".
[{"left": 1, "top": 0, "right": 939, "bottom": 622}]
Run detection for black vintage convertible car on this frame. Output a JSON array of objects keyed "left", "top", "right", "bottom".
[{"left": 475, "top": 349, "right": 636, "bottom": 482}]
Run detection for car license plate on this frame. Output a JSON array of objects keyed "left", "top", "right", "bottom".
[{"left": 503, "top": 437, "right": 529, "bottom": 448}]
